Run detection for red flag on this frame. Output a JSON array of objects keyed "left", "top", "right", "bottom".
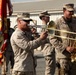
[{"left": 0, "top": 0, "right": 8, "bottom": 64}]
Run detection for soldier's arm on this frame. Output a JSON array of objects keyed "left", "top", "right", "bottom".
[
  {"left": 11, "top": 32, "right": 48, "bottom": 51},
  {"left": 49, "top": 20, "right": 66, "bottom": 52},
  {"left": 49, "top": 37, "right": 65, "bottom": 52}
]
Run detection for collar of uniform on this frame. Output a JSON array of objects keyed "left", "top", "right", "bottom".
[
  {"left": 16, "top": 28, "right": 26, "bottom": 35},
  {"left": 61, "top": 16, "right": 67, "bottom": 24}
]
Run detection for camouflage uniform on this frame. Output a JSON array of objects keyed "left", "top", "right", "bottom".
[
  {"left": 54, "top": 16, "right": 76, "bottom": 75},
  {"left": 10, "top": 28, "right": 48, "bottom": 75},
  {"left": 39, "top": 11, "right": 56, "bottom": 75},
  {"left": 41, "top": 25, "right": 56, "bottom": 75}
]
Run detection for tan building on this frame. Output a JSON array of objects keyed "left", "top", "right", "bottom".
[{"left": 10, "top": 0, "right": 76, "bottom": 28}]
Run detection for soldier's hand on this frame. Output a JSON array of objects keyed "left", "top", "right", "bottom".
[
  {"left": 66, "top": 46, "right": 74, "bottom": 53},
  {"left": 39, "top": 31, "right": 48, "bottom": 40}
]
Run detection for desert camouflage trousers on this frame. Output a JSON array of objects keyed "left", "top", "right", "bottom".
[
  {"left": 12, "top": 71, "right": 35, "bottom": 75},
  {"left": 56, "top": 58, "right": 76, "bottom": 75},
  {"left": 45, "top": 54, "right": 56, "bottom": 75}
]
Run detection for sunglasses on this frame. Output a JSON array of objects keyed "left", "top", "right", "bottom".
[{"left": 22, "top": 20, "right": 30, "bottom": 22}]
